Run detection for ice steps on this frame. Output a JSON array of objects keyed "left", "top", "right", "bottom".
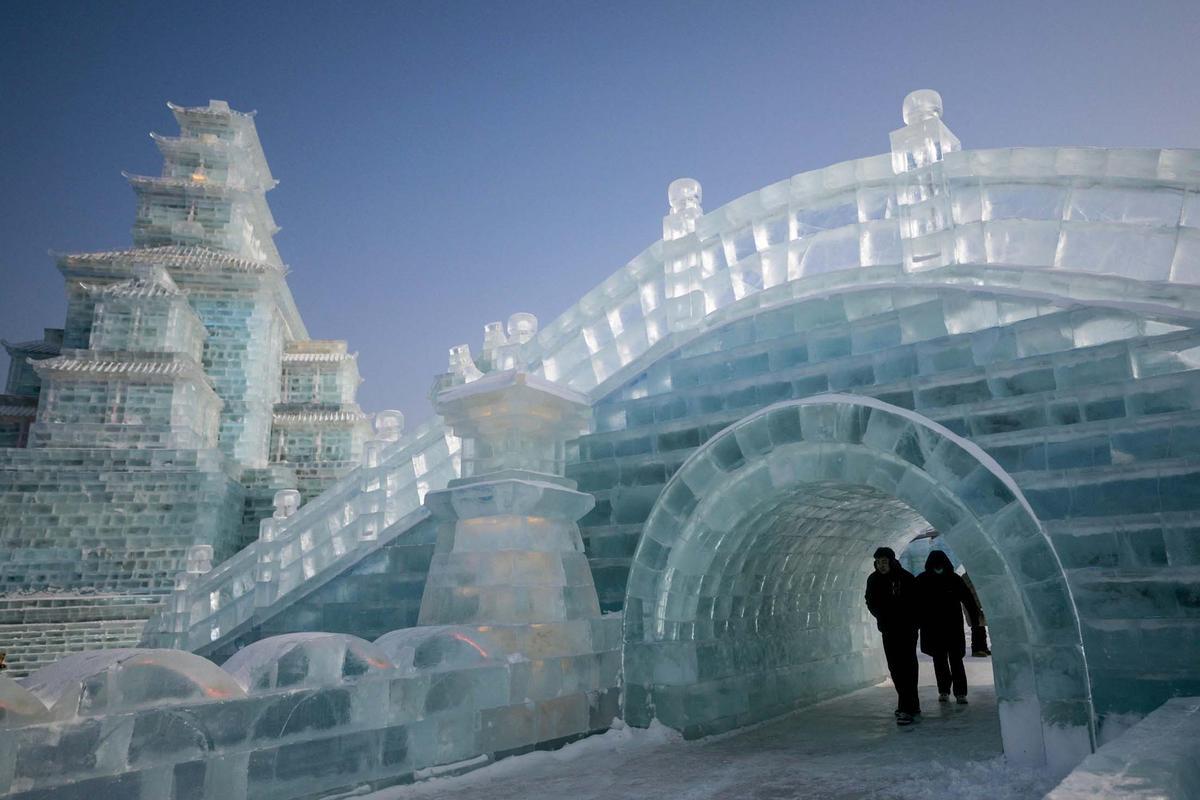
[
  {"left": 0, "top": 593, "right": 164, "bottom": 676},
  {"left": 0, "top": 618, "right": 150, "bottom": 677}
]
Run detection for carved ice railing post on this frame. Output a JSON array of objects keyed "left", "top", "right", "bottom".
[
  {"left": 254, "top": 490, "right": 298, "bottom": 609},
  {"left": 253, "top": 517, "right": 279, "bottom": 609},
  {"left": 166, "top": 544, "right": 212, "bottom": 649},
  {"left": 662, "top": 177, "right": 708, "bottom": 333},
  {"left": 890, "top": 89, "right": 961, "bottom": 271},
  {"left": 357, "top": 448, "right": 384, "bottom": 544}
]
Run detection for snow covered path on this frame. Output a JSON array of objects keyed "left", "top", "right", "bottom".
[{"left": 368, "top": 658, "right": 1060, "bottom": 800}]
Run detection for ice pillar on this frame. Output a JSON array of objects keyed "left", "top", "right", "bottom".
[{"left": 417, "top": 370, "right": 600, "bottom": 627}]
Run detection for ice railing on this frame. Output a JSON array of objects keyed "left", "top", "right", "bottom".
[
  {"left": 511, "top": 146, "right": 1200, "bottom": 401},
  {"left": 144, "top": 418, "right": 460, "bottom": 652}
]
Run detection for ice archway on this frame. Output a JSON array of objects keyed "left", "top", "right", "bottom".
[{"left": 622, "top": 394, "right": 1094, "bottom": 771}]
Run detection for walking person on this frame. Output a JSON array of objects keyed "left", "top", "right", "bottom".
[
  {"left": 916, "top": 550, "right": 981, "bottom": 704},
  {"left": 865, "top": 546, "right": 921, "bottom": 726}
]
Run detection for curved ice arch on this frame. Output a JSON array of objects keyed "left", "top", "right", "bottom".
[
  {"left": 374, "top": 626, "right": 500, "bottom": 672},
  {"left": 22, "top": 648, "right": 245, "bottom": 718},
  {"left": 221, "top": 632, "right": 393, "bottom": 692},
  {"left": 623, "top": 394, "right": 1095, "bottom": 771}
]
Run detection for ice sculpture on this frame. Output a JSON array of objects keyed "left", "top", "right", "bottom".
[
  {"left": 663, "top": 178, "right": 703, "bottom": 240},
  {"left": 0, "top": 99, "right": 372, "bottom": 674},
  {"left": 21, "top": 648, "right": 246, "bottom": 717},
  {"left": 3, "top": 88, "right": 1200, "bottom": 796},
  {"left": 221, "top": 632, "right": 393, "bottom": 691}
]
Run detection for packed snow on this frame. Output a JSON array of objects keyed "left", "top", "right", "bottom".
[{"left": 364, "top": 659, "right": 1059, "bottom": 800}]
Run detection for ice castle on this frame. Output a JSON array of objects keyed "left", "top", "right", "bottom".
[{"left": 2, "top": 91, "right": 1200, "bottom": 798}]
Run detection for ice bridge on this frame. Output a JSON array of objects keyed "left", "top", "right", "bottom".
[{"left": 3, "top": 91, "right": 1200, "bottom": 799}]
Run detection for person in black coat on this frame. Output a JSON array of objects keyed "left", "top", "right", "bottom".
[
  {"left": 865, "top": 546, "right": 921, "bottom": 725},
  {"left": 916, "top": 550, "right": 981, "bottom": 704}
]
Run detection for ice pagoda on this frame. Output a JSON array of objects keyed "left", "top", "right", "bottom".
[{"left": 0, "top": 101, "right": 371, "bottom": 674}]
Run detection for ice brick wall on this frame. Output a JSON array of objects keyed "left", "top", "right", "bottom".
[
  {"left": 0, "top": 596, "right": 164, "bottom": 677},
  {"left": 0, "top": 625, "right": 622, "bottom": 799},
  {"left": 0, "top": 447, "right": 243, "bottom": 593},
  {"left": 1044, "top": 696, "right": 1200, "bottom": 799},
  {"left": 189, "top": 290, "right": 286, "bottom": 470},
  {"left": 566, "top": 285, "right": 1200, "bottom": 744}
]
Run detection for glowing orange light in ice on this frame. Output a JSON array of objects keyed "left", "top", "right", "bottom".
[{"left": 450, "top": 632, "right": 489, "bottom": 659}]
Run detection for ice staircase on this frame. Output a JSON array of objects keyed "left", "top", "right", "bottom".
[
  {"left": 0, "top": 594, "right": 162, "bottom": 677},
  {"left": 140, "top": 417, "right": 460, "bottom": 655}
]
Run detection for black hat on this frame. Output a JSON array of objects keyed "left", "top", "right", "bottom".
[
  {"left": 925, "top": 550, "right": 953, "bottom": 571},
  {"left": 873, "top": 547, "right": 895, "bottom": 560}
]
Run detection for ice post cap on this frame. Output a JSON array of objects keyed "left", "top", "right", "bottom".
[{"left": 902, "top": 90, "right": 943, "bottom": 125}]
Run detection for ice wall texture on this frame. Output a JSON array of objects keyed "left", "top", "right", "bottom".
[
  {"left": 1045, "top": 696, "right": 1200, "bottom": 799},
  {"left": 0, "top": 624, "right": 622, "bottom": 799}
]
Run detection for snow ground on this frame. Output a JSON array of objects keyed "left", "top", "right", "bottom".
[{"left": 365, "top": 658, "right": 1060, "bottom": 800}]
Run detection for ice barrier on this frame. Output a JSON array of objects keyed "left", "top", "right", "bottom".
[
  {"left": 0, "top": 624, "right": 622, "bottom": 799},
  {"left": 1044, "top": 696, "right": 1200, "bottom": 799}
]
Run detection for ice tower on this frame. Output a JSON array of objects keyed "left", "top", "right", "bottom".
[{"left": 0, "top": 101, "right": 369, "bottom": 675}]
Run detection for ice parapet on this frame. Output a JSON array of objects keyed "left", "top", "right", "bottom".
[
  {"left": 221, "top": 633, "right": 393, "bottom": 692},
  {"left": 21, "top": 648, "right": 245, "bottom": 718},
  {"left": 0, "top": 614, "right": 623, "bottom": 799},
  {"left": 374, "top": 626, "right": 497, "bottom": 673}
]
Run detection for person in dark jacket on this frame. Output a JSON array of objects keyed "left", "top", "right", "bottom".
[
  {"left": 865, "top": 546, "right": 921, "bottom": 725},
  {"left": 916, "top": 550, "right": 981, "bottom": 704}
]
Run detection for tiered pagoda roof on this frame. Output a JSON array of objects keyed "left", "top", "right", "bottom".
[{"left": 59, "top": 245, "right": 286, "bottom": 275}]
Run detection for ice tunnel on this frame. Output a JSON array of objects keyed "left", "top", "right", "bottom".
[{"left": 622, "top": 395, "right": 1093, "bottom": 771}]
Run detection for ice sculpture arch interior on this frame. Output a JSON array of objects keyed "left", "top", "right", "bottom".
[{"left": 622, "top": 394, "right": 1091, "bottom": 771}]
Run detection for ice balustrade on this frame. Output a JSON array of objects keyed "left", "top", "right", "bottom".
[
  {"left": 145, "top": 417, "right": 460, "bottom": 652},
  {"left": 514, "top": 97, "right": 1200, "bottom": 399}
]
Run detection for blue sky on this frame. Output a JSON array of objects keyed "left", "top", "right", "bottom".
[{"left": 2, "top": 0, "right": 1197, "bottom": 420}]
